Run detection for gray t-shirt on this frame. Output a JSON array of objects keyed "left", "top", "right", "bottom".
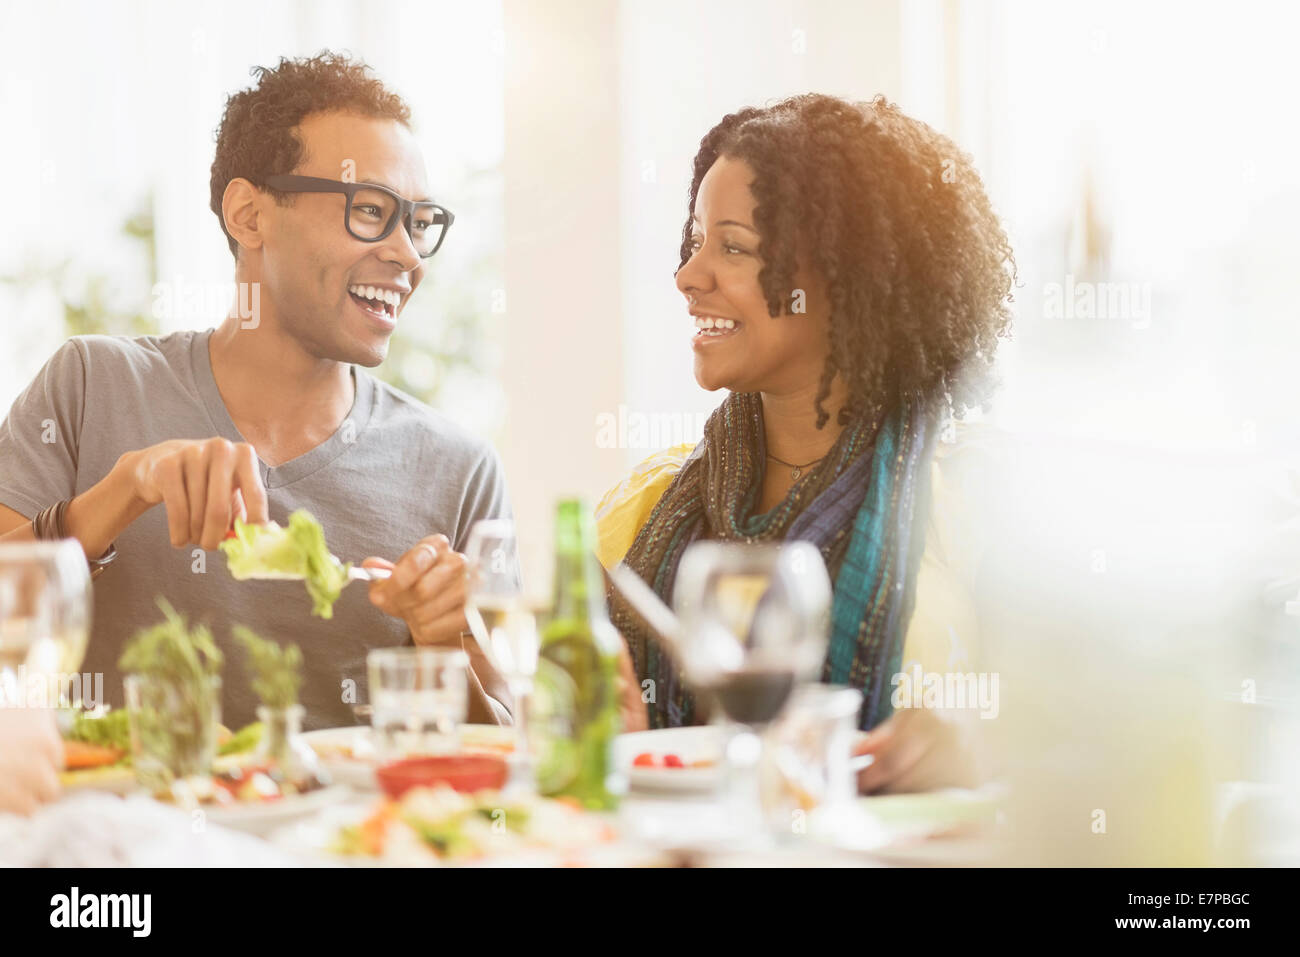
[{"left": 0, "top": 329, "right": 511, "bottom": 731}]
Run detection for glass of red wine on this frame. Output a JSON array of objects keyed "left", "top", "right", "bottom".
[{"left": 673, "top": 541, "right": 831, "bottom": 841}]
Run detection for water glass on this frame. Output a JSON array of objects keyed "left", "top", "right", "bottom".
[
  {"left": 367, "top": 647, "right": 469, "bottom": 758},
  {"left": 124, "top": 672, "right": 222, "bottom": 794},
  {"left": 759, "top": 684, "right": 864, "bottom": 836}
]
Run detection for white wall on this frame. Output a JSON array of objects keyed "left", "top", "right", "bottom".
[
  {"left": 616, "top": 0, "right": 904, "bottom": 472},
  {"left": 500, "top": 0, "right": 624, "bottom": 590}
]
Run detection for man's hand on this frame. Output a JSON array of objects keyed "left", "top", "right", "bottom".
[
  {"left": 0, "top": 709, "right": 63, "bottom": 816},
  {"left": 363, "top": 536, "right": 515, "bottom": 725},
  {"left": 363, "top": 534, "right": 469, "bottom": 647},
  {"left": 118, "top": 438, "right": 269, "bottom": 550},
  {"left": 854, "top": 707, "right": 982, "bottom": 795}
]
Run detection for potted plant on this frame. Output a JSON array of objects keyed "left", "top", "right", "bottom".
[
  {"left": 234, "top": 626, "right": 326, "bottom": 790},
  {"left": 119, "top": 600, "right": 223, "bottom": 795}
]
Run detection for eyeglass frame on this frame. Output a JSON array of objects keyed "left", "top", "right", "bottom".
[{"left": 261, "top": 174, "right": 455, "bottom": 258}]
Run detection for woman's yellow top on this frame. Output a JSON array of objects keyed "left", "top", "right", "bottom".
[{"left": 594, "top": 424, "right": 988, "bottom": 678}]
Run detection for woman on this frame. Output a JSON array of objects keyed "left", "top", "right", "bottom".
[{"left": 598, "top": 94, "right": 1014, "bottom": 793}]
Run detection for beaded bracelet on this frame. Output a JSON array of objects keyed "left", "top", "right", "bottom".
[{"left": 31, "top": 499, "right": 117, "bottom": 580}]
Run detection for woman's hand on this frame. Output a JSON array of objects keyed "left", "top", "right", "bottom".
[
  {"left": 854, "top": 707, "right": 982, "bottom": 795},
  {"left": 616, "top": 638, "right": 648, "bottom": 733},
  {"left": 364, "top": 534, "right": 469, "bottom": 647},
  {"left": 0, "top": 708, "right": 63, "bottom": 815}
]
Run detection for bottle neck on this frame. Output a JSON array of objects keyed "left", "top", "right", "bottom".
[
  {"left": 552, "top": 549, "right": 607, "bottom": 624},
  {"left": 551, "top": 502, "right": 608, "bottom": 625}
]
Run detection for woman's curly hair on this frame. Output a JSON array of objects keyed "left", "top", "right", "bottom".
[
  {"left": 680, "top": 93, "right": 1016, "bottom": 428},
  {"left": 209, "top": 51, "right": 411, "bottom": 258}
]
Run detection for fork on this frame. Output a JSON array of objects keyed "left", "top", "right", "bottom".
[{"left": 347, "top": 566, "right": 392, "bottom": 582}]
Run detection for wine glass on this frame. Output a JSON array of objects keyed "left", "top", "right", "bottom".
[
  {"left": 0, "top": 541, "right": 92, "bottom": 711},
  {"left": 672, "top": 540, "right": 832, "bottom": 840},
  {"left": 463, "top": 519, "right": 539, "bottom": 784}
]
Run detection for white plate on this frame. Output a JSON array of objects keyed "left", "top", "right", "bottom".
[
  {"left": 270, "top": 795, "right": 668, "bottom": 868},
  {"left": 59, "top": 765, "right": 138, "bottom": 796},
  {"left": 807, "top": 785, "right": 1006, "bottom": 863},
  {"left": 458, "top": 724, "right": 517, "bottom": 755},
  {"left": 614, "top": 726, "right": 726, "bottom": 793},
  {"left": 298, "top": 727, "right": 382, "bottom": 789},
  {"left": 203, "top": 784, "right": 352, "bottom": 837},
  {"left": 299, "top": 725, "right": 518, "bottom": 791},
  {"left": 269, "top": 801, "right": 387, "bottom": 866}
]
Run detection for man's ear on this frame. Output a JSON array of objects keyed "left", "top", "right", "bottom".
[{"left": 222, "top": 178, "right": 266, "bottom": 256}]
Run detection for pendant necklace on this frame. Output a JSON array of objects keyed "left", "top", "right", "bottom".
[{"left": 767, "top": 452, "right": 826, "bottom": 481}]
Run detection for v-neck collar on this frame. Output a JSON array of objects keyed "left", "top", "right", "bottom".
[{"left": 189, "top": 328, "right": 375, "bottom": 490}]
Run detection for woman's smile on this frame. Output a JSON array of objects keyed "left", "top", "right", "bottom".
[{"left": 691, "top": 312, "right": 743, "bottom": 346}]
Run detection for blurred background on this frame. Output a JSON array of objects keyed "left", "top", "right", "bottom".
[{"left": 2, "top": 0, "right": 1298, "bottom": 863}]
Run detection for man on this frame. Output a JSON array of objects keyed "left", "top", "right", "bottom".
[
  {"left": 0, "top": 709, "right": 61, "bottom": 815},
  {"left": 0, "top": 52, "right": 512, "bottom": 730}
]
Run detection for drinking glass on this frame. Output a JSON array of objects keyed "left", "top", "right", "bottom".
[
  {"left": 672, "top": 541, "right": 832, "bottom": 840},
  {"left": 124, "top": 672, "right": 222, "bottom": 795},
  {"left": 463, "top": 519, "right": 539, "bottom": 782},
  {"left": 0, "top": 540, "right": 92, "bottom": 710},
  {"left": 759, "top": 684, "right": 864, "bottom": 837},
  {"left": 367, "top": 647, "right": 469, "bottom": 758}
]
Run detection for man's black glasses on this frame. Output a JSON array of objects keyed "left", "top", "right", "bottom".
[{"left": 263, "top": 175, "right": 455, "bottom": 258}]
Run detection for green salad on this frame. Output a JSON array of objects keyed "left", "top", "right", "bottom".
[
  {"left": 218, "top": 721, "right": 264, "bottom": 756},
  {"left": 220, "top": 509, "right": 351, "bottom": 618},
  {"left": 66, "top": 708, "right": 131, "bottom": 751}
]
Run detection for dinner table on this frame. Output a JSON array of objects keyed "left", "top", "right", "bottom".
[{"left": 1, "top": 719, "right": 1009, "bottom": 868}]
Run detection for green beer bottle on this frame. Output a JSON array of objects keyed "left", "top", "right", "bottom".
[{"left": 535, "top": 499, "right": 622, "bottom": 809}]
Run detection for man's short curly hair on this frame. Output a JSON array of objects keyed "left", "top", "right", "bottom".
[
  {"left": 209, "top": 51, "right": 412, "bottom": 258},
  {"left": 680, "top": 93, "right": 1016, "bottom": 428}
]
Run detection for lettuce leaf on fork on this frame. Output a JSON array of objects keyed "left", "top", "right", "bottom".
[{"left": 219, "top": 509, "right": 351, "bottom": 619}]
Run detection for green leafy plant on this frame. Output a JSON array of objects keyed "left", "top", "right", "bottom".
[
  {"left": 234, "top": 626, "right": 303, "bottom": 710},
  {"left": 118, "top": 599, "right": 223, "bottom": 785},
  {"left": 0, "top": 196, "right": 160, "bottom": 340}
]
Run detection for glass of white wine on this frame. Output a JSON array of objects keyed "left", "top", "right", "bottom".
[
  {"left": 0, "top": 540, "right": 92, "bottom": 711},
  {"left": 463, "top": 519, "right": 539, "bottom": 784}
]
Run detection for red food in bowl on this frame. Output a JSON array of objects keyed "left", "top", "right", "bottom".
[{"left": 375, "top": 754, "right": 509, "bottom": 799}]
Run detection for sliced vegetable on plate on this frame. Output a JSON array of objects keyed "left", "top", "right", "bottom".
[
  {"left": 319, "top": 786, "right": 624, "bottom": 865},
  {"left": 63, "top": 740, "right": 125, "bottom": 770},
  {"left": 615, "top": 727, "right": 726, "bottom": 793},
  {"left": 217, "top": 721, "right": 263, "bottom": 757},
  {"left": 59, "top": 708, "right": 134, "bottom": 792}
]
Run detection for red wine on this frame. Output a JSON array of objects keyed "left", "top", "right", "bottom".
[{"left": 701, "top": 669, "right": 796, "bottom": 725}]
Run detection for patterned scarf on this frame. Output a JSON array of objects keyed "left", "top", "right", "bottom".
[{"left": 608, "top": 390, "right": 937, "bottom": 731}]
